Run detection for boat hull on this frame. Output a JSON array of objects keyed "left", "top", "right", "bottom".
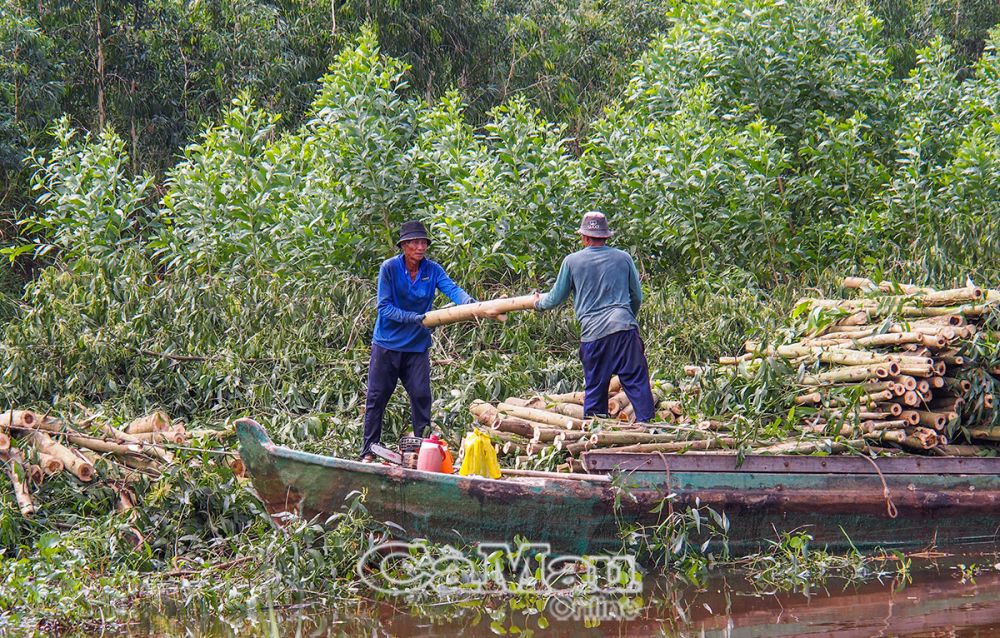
[{"left": 237, "top": 419, "right": 1000, "bottom": 555}]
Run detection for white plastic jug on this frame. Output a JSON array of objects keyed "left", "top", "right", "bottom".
[{"left": 417, "top": 434, "right": 445, "bottom": 472}]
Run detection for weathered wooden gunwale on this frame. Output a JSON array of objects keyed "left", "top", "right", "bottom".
[
  {"left": 237, "top": 419, "right": 1000, "bottom": 555},
  {"left": 582, "top": 451, "right": 1000, "bottom": 474}
]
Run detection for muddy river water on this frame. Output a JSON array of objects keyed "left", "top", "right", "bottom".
[{"left": 83, "top": 548, "right": 1000, "bottom": 637}]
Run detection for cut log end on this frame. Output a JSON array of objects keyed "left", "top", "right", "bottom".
[{"left": 77, "top": 464, "right": 96, "bottom": 482}]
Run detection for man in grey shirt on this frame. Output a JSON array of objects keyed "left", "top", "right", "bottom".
[{"left": 534, "top": 212, "right": 655, "bottom": 422}]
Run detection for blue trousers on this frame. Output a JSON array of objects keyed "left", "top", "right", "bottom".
[
  {"left": 361, "top": 343, "right": 431, "bottom": 457},
  {"left": 580, "top": 328, "right": 655, "bottom": 423}
]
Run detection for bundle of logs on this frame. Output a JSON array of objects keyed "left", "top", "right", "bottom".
[
  {"left": 730, "top": 276, "right": 1000, "bottom": 456},
  {"left": 468, "top": 376, "right": 715, "bottom": 473},
  {"left": 467, "top": 277, "right": 1000, "bottom": 471},
  {"left": 0, "top": 408, "right": 238, "bottom": 518}
]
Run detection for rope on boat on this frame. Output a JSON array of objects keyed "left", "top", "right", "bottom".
[
  {"left": 654, "top": 451, "right": 673, "bottom": 517},
  {"left": 861, "top": 454, "right": 898, "bottom": 519}
]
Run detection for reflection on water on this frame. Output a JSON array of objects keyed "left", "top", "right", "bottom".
[{"left": 86, "top": 550, "right": 1000, "bottom": 637}]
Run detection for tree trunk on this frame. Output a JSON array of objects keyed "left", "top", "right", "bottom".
[
  {"left": 755, "top": 440, "right": 858, "bottom": 455},
  {"left": 422, "top": 295, "right": 537, "bottom": 327},
  {"left": 588, "top": 431, "right": 713, "bottom": 446},
  {"left": 37, "top": 452, "right": 64, "bottom": 476},
  {"left": 501, "top": 468, "right": 609, "bottom": 482},
  {"left": 548, "top": 403, "right": 584, "bottom": 420},
  {"left": 122, "top": 410, "right": 170, "bottom": 434},
  {"left": 608, "top": 391, "right": 629, "bottom": 416},
  {"left": 531, "top": 427, "right": 587, "bottom": 443},
  {"left": 497, "top": 402, "right": 584, "bottom": 429},
  {"left": 592, "top": 437, "right": 735, "bottom": 454},
  {"left": 6, "top": 457, "right": 35, "bottom": 517},
  {"left": 801, "top": 362, "right": 899, "bottom": 385},
  {"left": 877, "top": 402, "right": 903, "bottom": 416},
  {"left": 27, "top": 430, "right": 95, "bottom": 482},
  {"left": 898, "top": 410, "right": 921, "bottom": 426},
  {"left": 543, "top": 391, "right": 584, "bottom": 405},
  {"left": 0, "top": 410, "right": 37, "bottom": 432},
  {"left": 95, "top": 0, "right": 106, "bottom": 131}
]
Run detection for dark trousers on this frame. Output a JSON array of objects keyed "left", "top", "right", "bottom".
[
  {"left": 580, "top": 328, "right": 655, "bottom": 423},
  {"left": 361, "top": 344, "right": 432, "bottom": 457}
]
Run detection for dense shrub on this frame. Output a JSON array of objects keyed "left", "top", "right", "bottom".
[{"left": 7, "top": 1, "right": 1000, "bottom": 429}]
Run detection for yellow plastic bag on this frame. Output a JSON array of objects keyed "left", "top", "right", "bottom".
[{"left": 458, "top": 428, "right": 501, "bottom": 479}]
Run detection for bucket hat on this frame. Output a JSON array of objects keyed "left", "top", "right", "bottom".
[
  {"left": 577, "top": 211, "right": 613, "bottom": 238},
  {"left": 397, "top": 220, "right": 432, "bottom": 247}
]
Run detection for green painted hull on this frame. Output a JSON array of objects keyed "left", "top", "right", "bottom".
[{"left": 237, "top": 419, "right": 1000, "bottom": 555}]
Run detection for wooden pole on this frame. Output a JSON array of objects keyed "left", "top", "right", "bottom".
[
  {"left": 755, "top": 440, "right": 859, "bottom": 455},
  {"left": 532, "top": 428, "right": 587, "bottom": 443},
  {"left": 593, "top": 437, "right": 735, "bottom": 453},
  {"left": 608, "top": 391, "right": 629, "bottom": 416},
  {"left": 422, "top": 295, "right": 537, "bottom": 328},
  {"left": 0, "top": 410, "right": 37, "bottom": 432},
  {"left": 588, "top": 431, "right": 714, "bottom": 446},
  {"left": 542, "top": 391, "right": 585, "bottom": 405},
  {"left": 501, "top": 468, "right": 609, "bottom": 482},
  {"left": 123, "top": 410, "right": 171, "bottom": 434},
  {"left": 36, "top": 451, "right": 64, "bottom": 476},
  {"left": 801, "top": 362, "right": 899, "bottom": 385},
  {"left": 5, "top": 456, "right": 35, "bottom": 517},
  {"left": 497, "top": 402, "right": 584, "bottom": 429},
  {"left": 26, "top": 431, "right": 95, "bottom": 482},
  {"left": 547, "top": 403, "right": 584, "bottom": 420}
]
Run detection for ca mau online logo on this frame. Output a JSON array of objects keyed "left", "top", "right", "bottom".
[{"left": 356, "top": 541, "right": 642, "bottom": 598}]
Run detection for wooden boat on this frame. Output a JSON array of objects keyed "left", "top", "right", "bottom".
[{"left": 237, "top": 418, "right": 1000, "bottom": 555}]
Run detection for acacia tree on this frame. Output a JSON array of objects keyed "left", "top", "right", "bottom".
[
  {"left": 871, "top": 0, "right": 1000, "bottom": 76},
  {"left": 0, "top": 7, "right": 61, "bottom": 198}
]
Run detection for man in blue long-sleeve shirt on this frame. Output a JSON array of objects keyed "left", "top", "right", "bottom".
[
  {"left": 534, "top": 212, "right": 655, "bottom": 422},
  {"left": 361, "top": 220, "right": 480, "bottom": 460}
]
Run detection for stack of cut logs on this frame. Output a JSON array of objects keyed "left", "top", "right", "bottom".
[
  {"left": 0, "top": 408, "right": 236, "bottom": 517},
  {"left": 468, "top": 277, "right": 1000, "bottom": 471},
  {"left": 737, "top": 276, "right": 1000, "bottom": 455},
  {"left": 468, "top": 376, "right": 721, "bottom": 473}
]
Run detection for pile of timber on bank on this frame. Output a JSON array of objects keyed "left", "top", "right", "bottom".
[{"left": 0, "top": 408, "right": 241, "bottom": 518}]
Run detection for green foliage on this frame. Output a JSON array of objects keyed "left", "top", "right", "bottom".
[
  {"left": 871, "top": 0, "right": 1000, "bottom": 76},
  {"left": 742, "top": 530, "right": 902, "bottom": 594},
  {"left": 12, "top": 9, "right": 1000, "bottom": 425},
  {"left": 481, "top": 0, "right": 672, "bottom": 132},
  {"left": 622, "top": 496, "right": 730, "bottom": 583},
  {"left": 0, "top": 0, "right": 671, "bottom": 190},
  {"left": 0, "top": 5, "right": 61, "bottom": 172},
  {"left": 9, "top": 3, "right": 1000, "bottom": 628},
  {"left": 628, "top": 0, "right": 892, "bottom": 147},
  {"left": 0, "top": 462, "right": 383, "bottom": 629},
  {"left": 21, "top": 118, "right": 155, "bottom": 262}
]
